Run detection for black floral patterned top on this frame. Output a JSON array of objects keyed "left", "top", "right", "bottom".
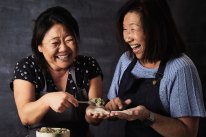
[{"left": 10, "top": 55, "right": 103, "bottom": 99}]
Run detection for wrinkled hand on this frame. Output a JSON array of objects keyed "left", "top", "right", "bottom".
[
  {"left": 44, "top": 91, "right": 78, "bottom": 113},
  {"left": 105, "top": 97, "right": 132, "bottom": 111},
  {"left": 86, "top": 105, "right": 110, "bottom": 119},
  {"left": 110, "top": 105, "right": 149, "bottom": 121}
]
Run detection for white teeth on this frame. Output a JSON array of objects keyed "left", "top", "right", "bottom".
[
  {"left": 131, "top": 44, "right": 141, "bottom": 49},
  {"left": 57, "top": 55, "right": 68, "bottom": 60}
]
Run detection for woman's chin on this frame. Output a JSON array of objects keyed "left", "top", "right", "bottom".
[
  {"left": 58, "top": 64, "right": 72, "bottom": 70},
  {"left": 134, "top": 53, "right": 142, "bottom": 60},
  {"left": 56, "top": 60, "right": 73, "bottom": 67},
  {"left": 49, "top": 63, "right": 72, "bottom": 71}
]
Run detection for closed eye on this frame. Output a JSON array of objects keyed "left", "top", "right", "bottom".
[
  {"left": 52, "top": 42, "right": 60, "bottom": 45},
  {"left": 65, "top": 37, "right": 74, "bottom": 44}
]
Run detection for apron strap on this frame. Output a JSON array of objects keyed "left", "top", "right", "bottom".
[
  {"left": 153, "top": 60, "right": 167, "bottom": 85},
  {"left": 118, "top": 58, "right": 137, "bottom": 98}
]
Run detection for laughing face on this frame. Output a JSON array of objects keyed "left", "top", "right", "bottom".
[
  {"left": 38, "top": 24, "right": 77, "bottom": 71},
  {"left": 123, "top": 11, "right": 146, "bottom": 60}
]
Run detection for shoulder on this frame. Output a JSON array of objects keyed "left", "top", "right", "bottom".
[
  {"left": 11, "top": 56, "right": 45, "bottom": 93},
  {"left": 17, "top": 55, "right": 32, "bottom": 63},
  {"left": 116, "top": 51, "right": 134, "bottom": 69},
  {"left": 168, "top": 54, "right": 194, "bottom": 66},
  {"left": 15, "top": 55, "right": 38, "bottom": 68},
  {"left": 14, "top": 55, "right": 42, "bottom": 78},
  {"left": 166, "top": 54, "right": 197, "bottom": 74},
  {"left": 111, "top": 51, "right": 134, "bottom": 79},
  {"left": 119, "top": 51, "right": 133, "bottom": 62},
  {"left": 75, "top": 55, "right": 102, "bottom": 79},
  {"left": 75, "top": 55, "right": 99, "bottom": 64},
  {"left": 74, "top": 55, "right": 102, "bottom": 71},
  {"left": 117, "top": 51, "right": 133, "bottom": 67}
]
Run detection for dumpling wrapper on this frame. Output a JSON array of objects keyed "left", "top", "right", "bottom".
[{"left": 87, "top": 106, "right": 110, "bottom": 115}]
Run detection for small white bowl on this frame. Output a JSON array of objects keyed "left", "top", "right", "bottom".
[{"left": 36, "top": 127, "right": 70, "bottom": 137}]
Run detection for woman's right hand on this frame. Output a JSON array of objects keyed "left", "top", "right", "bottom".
[
  {"left": 43, "top": 91, "right": 78, "bottom": 113},
  {"left": 105, "top": 97, "right": 132, "bottom": 111}
]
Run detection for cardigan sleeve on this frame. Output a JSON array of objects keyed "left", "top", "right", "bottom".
[{"left": 168, "top": 56, "right": 206, "bottom": 117}]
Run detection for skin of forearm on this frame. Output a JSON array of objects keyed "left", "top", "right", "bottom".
[
  {"left": 151, "top": 113, "right": 198, "bottom": 137},
  {"left": 18, "top": 97, "right": 50, "bottom": 126}
]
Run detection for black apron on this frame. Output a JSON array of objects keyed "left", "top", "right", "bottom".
[
  {"left": 27, "top": 67, "right": 90, "bottom": 137},
  {"left": 118, "top": 58, "right": 169, "bottom": 137}
]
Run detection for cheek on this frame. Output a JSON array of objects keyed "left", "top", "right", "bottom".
[
  {"left": 70, "top": 45, "right": 77, "bottom": 55},
  {"left": 123, "top": 31, "right": 131, "bottom": 42},
  {"left": 73, "top": 45, "right": 77, "bottom": 52},
  {"left": 135, "top": 33, "right": 145, "bottom": 43},
  {"left": 42, "top": 48, "right": 57, "bottom": 59},
  {"left": 140, "top": 36, "right": 146, "bottom": 46},
  {"left": 73, "top": 49, "right": 77, "bottom": 58}
]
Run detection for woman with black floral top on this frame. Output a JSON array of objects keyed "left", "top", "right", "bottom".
[{"left": 10, "top": 6, "right": 104, "bottom": 137}]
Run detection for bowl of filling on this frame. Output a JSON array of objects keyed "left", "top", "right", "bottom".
[{"left": 36, "top": 127, "right": 70, "bottom": 137}]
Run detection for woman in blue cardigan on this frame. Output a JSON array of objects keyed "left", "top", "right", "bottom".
[{"left": 105, "top": 0, "right": 206, "bottom": 137}]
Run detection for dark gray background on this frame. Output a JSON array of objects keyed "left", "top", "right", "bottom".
[{"left": 0, "top": 0, "right": 205, "bottom": 137}]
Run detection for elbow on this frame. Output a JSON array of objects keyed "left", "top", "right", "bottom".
[
  {"left": 19, "top": 114, "right": 38, "bottom": 126},
  {"left": 19, "top": 116, "right": 30, "bottom": 126},
  {"left": 181, "top": 121, "right": 199, "bottom": 137}
]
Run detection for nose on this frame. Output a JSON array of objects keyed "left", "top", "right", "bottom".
[
  {"left": 124, "top": 32, "right": 133, "bottom": 43},
  {"left": 58, "top": 42, "right": 67, "bottom": 51},
  {"left": 125, "top": 36, "right": 132, "bottom": 42}
]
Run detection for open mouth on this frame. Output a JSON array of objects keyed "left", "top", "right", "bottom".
[
  {"left": 56, "top": 54, "right": 70, "bottom": 61},
  {"left": 130, "top": 44, "right": 141, "bottom": 51}
]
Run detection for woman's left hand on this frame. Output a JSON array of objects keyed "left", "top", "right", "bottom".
[
  {"left": 86, "top": 105, "right": 110, "bottom": 119},
  {"left": 109, "top": 105, "right": 149, "bottom": 121}
]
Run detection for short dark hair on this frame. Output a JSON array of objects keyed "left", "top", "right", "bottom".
[
  {"left": 117, "top": 0, "right": 185, "bottom": 62},
  {"left": 31, "top": 6, "right": 80, "bottom": 69}
]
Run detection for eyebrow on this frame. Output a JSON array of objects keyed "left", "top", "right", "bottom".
[
  {"left": 129, "top": 23, "right": 141, "bottom": 26},
  {"left": 48, "top": 37, "right": 59, "bottom": 42},
  {"left": 49, "top": 35, "right": 73, "bottom": 41},
  {"left": 123, "top": 23, "right": 141, "bottom": 27}
]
